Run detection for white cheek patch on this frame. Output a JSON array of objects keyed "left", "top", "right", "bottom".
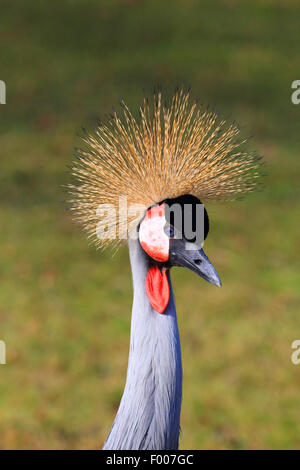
[{"left": 139, "top": 205, "right": 169, "bottom": 262}]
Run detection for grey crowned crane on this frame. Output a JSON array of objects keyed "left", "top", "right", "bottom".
[{"left": 68, "top": 91, "right": 261, "bottom": 450}]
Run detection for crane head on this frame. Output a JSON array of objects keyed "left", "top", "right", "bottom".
[{"left": 138, "top": 194, "right": 221, "bottom": 313}]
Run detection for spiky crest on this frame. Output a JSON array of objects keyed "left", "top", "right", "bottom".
[{"left": 68, "top": 90, "right": 261, "bottom": 248}]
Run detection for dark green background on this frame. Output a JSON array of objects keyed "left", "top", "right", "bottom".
[{"left": 0, "top": 0, "right": 300, "bottom": 449}]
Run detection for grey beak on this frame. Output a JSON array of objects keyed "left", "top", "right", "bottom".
[{"left": 169, "top": 240, "right": 222, "bottom": 287}]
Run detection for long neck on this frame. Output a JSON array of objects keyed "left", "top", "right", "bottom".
[{"left": 103, "top": 238, "right": 182, "bottom": 450}]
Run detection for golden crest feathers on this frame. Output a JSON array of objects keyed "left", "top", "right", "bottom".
[{"left": 68, "top": 90, "right": 261, "bottom": 249}]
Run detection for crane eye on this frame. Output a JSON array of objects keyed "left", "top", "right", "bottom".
[{"left": 164, "top": 225, "right": 175, "bottom": 238}]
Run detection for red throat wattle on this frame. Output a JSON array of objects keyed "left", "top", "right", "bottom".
[{"left": 145, "top": 266, "right": 170, "bottom": 314}]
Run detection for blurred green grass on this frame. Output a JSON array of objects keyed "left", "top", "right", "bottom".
[{"left": 0, "top": 0, "right": 300, "bottom": 449}]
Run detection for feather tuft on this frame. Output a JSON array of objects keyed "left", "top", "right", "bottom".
[{"left": 68, "top": 90, "right": 262, "bottom": 249}]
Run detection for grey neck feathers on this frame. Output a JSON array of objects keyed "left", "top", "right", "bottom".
[{"left": 103, "top": 238, "right": 182, "bottom": 450}]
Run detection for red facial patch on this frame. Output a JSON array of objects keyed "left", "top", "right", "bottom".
[
  {"left": 146, "top": 266, "right": 170, "bottom": 314},
  {"left": 139, "top": 203, "right": 169, "bottom": 262}
]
